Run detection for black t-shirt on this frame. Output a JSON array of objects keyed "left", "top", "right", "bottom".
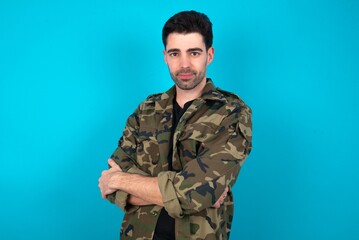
[{"left": 153, "top": 99, "right": 194, "bottom": 240}]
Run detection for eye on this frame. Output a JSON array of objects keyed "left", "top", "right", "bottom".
[
  {"left": 169, "top": 52, "right": 179, "bottom": 57},
  {"left": 190, "top": 51, "right": 201, "bottom": 57}
]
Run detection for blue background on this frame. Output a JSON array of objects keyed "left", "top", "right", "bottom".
[{"left": 1, "top": 0, "right": 358, "bottom": 239}]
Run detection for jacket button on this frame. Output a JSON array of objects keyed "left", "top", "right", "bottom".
[{"left": 151, "top": 211, "right": 158, "bottom": 216}]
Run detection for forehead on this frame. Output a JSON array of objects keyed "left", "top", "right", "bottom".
[{"left": 166, "top": 32, "right": 205, "bottom": 50}]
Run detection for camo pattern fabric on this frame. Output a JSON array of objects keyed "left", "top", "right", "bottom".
[{"left": 107, "top": 79, "right": 252, "bottom": 240}]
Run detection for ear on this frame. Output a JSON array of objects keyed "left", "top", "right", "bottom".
[
  {"left": 163, "top": 49, "right": 167, "bottom": 64},
  {"left": 206, "top": 47, "right": 214, "bottom": 65}
]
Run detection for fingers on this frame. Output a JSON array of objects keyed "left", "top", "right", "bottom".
[
  {"left": 108, "top": 158, "right": 123, "bottom": 172},
  {"left": 220, "top": 186, "right": 229, "bottom": 201},
  {"left": 220, "top": 187, "right": 228, "bottom": 199},
  {"left": 213, "top": 198, "right": 224, "bottom": 209},
  {"left": 108, "top": 158, "right": 117, "bottom": 168},
  {"left": 98, "top": 172, "right": 108, "bottom": 198},
  {"left": 98, "top": 177, "right": 111, "bottom": 199},
  {"left": 213, "top": 202, "right": 220, "bottom": 209},
  {"left": 213, "top": 187, "right": 229, "bottom": 208},
  {"left": 99, "top": 159, "right": 123, "bottom": 200},
  {"left": 98, "top": 169, "right": 111, "bottom": 199},
  {"left": 98, "top": 179, "right": 105, "bottom": 199},
  {"left": 109, "top": 159, "right": 124, "bottom": 173}
]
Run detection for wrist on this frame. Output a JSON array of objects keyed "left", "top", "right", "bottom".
[{"left": 109, "top": 172, "right": 126, "bottom": 190}]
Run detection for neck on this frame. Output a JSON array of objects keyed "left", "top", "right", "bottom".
[{"left": 175, "top": 78, "right": 207, "bottom": 108}]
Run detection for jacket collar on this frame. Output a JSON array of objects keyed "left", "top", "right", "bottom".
[{"left": 157, "top": 78, "right": 228, "bottom": 106}]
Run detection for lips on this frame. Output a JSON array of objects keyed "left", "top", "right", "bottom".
[
  {"left": 178, "top": 73, "right": 194, "bottom": 80},
  {"left": 176, "top": 69, "right": 196, "bottom": 80}
]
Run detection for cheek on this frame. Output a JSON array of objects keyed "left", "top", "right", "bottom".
[
  {"left": 194, "top": 60, "right": 208, "bottom": 70},
  {"left": 166, "top": 61, "right": 178, "bottom": 71}
]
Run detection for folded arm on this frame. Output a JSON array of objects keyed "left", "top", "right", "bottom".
[
  {"left": 99, "top": 158, "right": 229, "bottom": 209},
  {"left": 100, "top": 104, "right": 251, "bottom": 217}
]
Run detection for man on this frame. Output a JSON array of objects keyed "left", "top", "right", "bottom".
[{"left": 98, "top": 10, "right": 252, "bottom": 240}]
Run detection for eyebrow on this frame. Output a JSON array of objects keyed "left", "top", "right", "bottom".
[
  {"left": 166, "top": 48, "right": 204, "bottom": 54},
  {"left": 187, "top": 48, "right": 204, "bottom": 53},
  {"left": 166, "top": 48, "right": 180, "bottom": 54}
]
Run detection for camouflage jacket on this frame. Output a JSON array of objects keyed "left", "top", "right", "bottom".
[{"left": 107, "top": 79, "right": 252, "bottom": 240}]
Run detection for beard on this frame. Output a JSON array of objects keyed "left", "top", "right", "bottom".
[{"left": 170, "top": 68, "right": 206, "bottom": 90}]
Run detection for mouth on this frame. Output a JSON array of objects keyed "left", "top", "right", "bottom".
[
  {"left": 177, "top": 73, "right": 194, "bottom": 80},
  {"left": 176, "top": 69, "right": 196, "bottom": 80}
]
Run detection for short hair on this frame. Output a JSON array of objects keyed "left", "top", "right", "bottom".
[{"left": 162, "top": 10, "right": 213, "bottom": 50}]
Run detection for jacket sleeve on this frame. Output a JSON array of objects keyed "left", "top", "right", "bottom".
[
  {"left": 157, "top": 105, "right": 252, "bottom": 218},
  {"left": 106, "top": 105, "right": 150, "bottom": 213}
]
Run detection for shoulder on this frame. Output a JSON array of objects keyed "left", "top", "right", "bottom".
[
  {"left": 144, "top": 92, "right": 163, "bottom": 102},
  {"left": 136, "top": 92, "right": 164, "bottom": 113},
  {"left": 140, "top": 92, "right": 162, "bottom": 105},
  {"left": 215, "top": 88, "right": 252, "bottom": 139},
  {"left": 216, "top": 88, "right": 251, "bottom": 114}
]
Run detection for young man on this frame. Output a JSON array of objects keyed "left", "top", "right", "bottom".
[{"left": 98, "top": 10, "right": 252, "bottom": 240}]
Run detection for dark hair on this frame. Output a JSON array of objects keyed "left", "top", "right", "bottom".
[{"left": 162, "top": 10, "right": 213, "bottom": 50}]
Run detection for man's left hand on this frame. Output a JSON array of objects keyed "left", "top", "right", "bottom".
[{"left": 98, "top": 158, "right": 123, "bottom": 199}]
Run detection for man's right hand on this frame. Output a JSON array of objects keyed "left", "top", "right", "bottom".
[{"left": 212, "top": 187, "right": 229, "bottom": 209}]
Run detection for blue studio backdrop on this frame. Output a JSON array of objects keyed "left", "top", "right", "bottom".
[{"left": 0, "top": 1, "right": 358, "bottom": 239}]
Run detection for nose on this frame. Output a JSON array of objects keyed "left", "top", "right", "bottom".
[{"left": 180, "top": 55, "right": 190, "bottom": 68}]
